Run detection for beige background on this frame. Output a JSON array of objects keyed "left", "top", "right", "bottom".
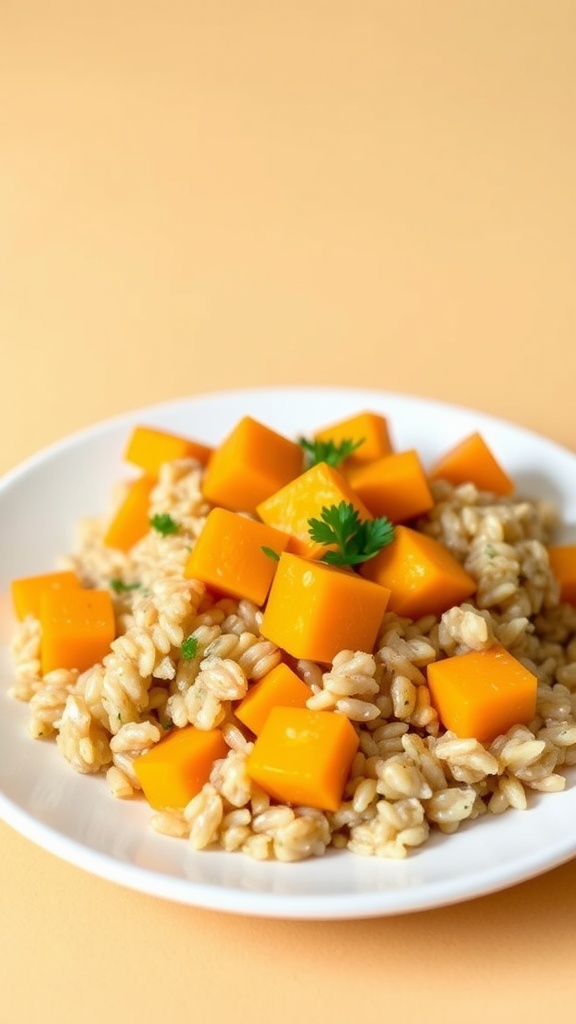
[{"left": 1, "top": 2, "right": 575, "bottom": 1022}]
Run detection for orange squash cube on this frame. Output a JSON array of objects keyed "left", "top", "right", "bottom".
[
  {"left": 428, "top": 432, "right": 514, "bottom": 495},
  {"left": 103, "top": 474, "right": 156, "bottom": 552},
  {"left": 427, "top": 645, "right": 538, "bottom": 742},
  {"left": 347, "top": 449, "right": 434, "bottom": 523},
  {"left": 124, "top": 425, "right": 213, "bottom": 476},
  {"left": 11, "top": 570, "right": 81, "bottom": 621},
  {"left": 133, "top": 725, "right": 228, "bottom": 810},
  {"left": 256, "top": 462, "right": 373, "bottom": 558},
  {"left": 40, "top": 588, "right": 116, "bottom": 674},
  {"left": 260, "top": 552, "right": 390, "bottom": 663},
  {"left": 235, "top": 663, "right": 312, "bottom": 736},
  {"left": 548, "top": 545, "right": 576, "bottom": 604},
  {"left": 184, "top": 507, "right": 290, "bottom": 605},
  {"left": 313, "top": 411, "right": 392, "bottom": 469},
  {"left": 246, "top": 706, "right": 359, "bottom": 811},
  {"left": 202, "top": 416, "right": 303, "bottom": 514},
  {"left": 360, "top": 524, "right": 476, "bottom": 620}
]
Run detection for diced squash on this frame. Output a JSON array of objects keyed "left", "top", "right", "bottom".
[
  {"left": 548, "top": 544, "right": 576, "bottom": 604},
  {"left": 103, "top": 474, "right": 155, "bottom": 551},
  {"left": 427, "top": 644, "right": 538, "bottom": 742},
  {"left": 11, "top": 570, "right": 81, "bottom": 621},
  {"left": 428, "top": 432, "right": 514, "bottom": 495},
  {"left": 260, "top": 552, "right": 390, "bottom": 662},
  {"left": 246, "top": 706, "right": 359, "bottom": 811},
  {"left": 313, "top": 411, "right": 392, "bottom": 468},
  {"left": 360, "top": 524, "right": 476, "bottom": 620},
  {"left": 133, "top": 725, "right": 228, "bottom": 810},
  {"left": 184, "top": 507, "right": 290, "bottom": 605},
  {"left": 257, "top": 462, "right": 373, "bottom": 558},
  {"left": 201, "top": 416, "right": 304, "bottom": 513},
  {"left": 235, "top": 663, "right": 311, "bottom": 736},
  {"left": 39, "top": 588, "right": 116, "bottom": 674},
  {"left": 124, "top": 425, "right": 213, "bottom": 476},
  {"left": 347, "top": 449, "right": 434, "bottom": 523}
]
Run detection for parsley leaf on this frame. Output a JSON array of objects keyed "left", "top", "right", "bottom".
[
  {"left": 109, "top": 578, "right": 141, "bottom": 594},
  {"left": 308, "top": 501, "right": 394, "bottom": 567},
  {"left": 181, "top": 635, "right": 199, "bottom": 660},
  {"left": 261, "top": 545, "right": 280, "bottom": 561},
  {"left": 150, "top": 513, "right": 179, "bottom": 536},
  {"left": 298, "top": 436, "right": 364, "bottom": 469}
]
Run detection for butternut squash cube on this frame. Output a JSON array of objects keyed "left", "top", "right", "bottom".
[
  {"left": 184, "top": 507, "right": 290, "bottom": 605},
  {"left": 257, "top": 462, "right": 373, "bottom": 558},
  {"left": 313, "top": 410, "right": 392, "bottom": 468},
  {"left": 11, "top": 570, "right": 81, "bottom": 621},
  {"left": 124, "top": 425, "right": 213, "bottom": 476},
  {"left": 201, "top": 416, "right": 304, "bottom": 513},
  {"left": 235, "top": 663, "right": 312, "bottom": 736},
  {"left": 347, "top": 449, "right": 434, "bottom": 523},
  {"left": 427, "top": 645, "right": 538, "bottom": 742},
  {"left": 429, "top": 432, "right": 514, "bottom": 495},
  {"left": 360, "top": 524, "right": 476, "bottom": 620},
  {"left": 246, "top": 706, "right": 359, "bottom": 811},
  {"left": 548, "top": 544, "right": 576, "bottom": 604},
  {"left": 133, "top": 725, "right": 228, "bottom": 810},
  {"left": 260, "top": 552, "right": 390, "bottom": 662},
  {"left": 103, "top": 474, "right": 156, "bottom": 551},
  {"left": 40, "top": 588, "right": 116, "bottom": 674}
]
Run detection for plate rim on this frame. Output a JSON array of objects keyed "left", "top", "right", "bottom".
[{"left": 1, "top": 384, "right": 576, "bottom": 919}]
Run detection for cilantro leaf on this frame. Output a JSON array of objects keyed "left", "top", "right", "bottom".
[
  {"left": 109, "top": 578, "right": 141, "bottom": 594},
  {"left": 308, "top": 501, "right": 394, "bottom": 567},
  {"left": 261, "top": 546, "right": 280, "bottom": 561},
  {"left": 181, "top": 635, "right": 199, "bottom": 660},
  {"left": 150, "top": 513, "right": 179, "bottom": 536},
  {"left": 298, "top": 435, "right": 365, "bottom": 469}
]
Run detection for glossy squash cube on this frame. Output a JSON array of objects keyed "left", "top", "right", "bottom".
[{"left": 261, "top": 551, "right": 390, "bottom": 663}]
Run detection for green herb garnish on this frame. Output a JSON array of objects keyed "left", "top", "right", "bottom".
[
  {"left": 181, "top": 635, "right": 199, "bottom": 660},
  {"left": 109, "top": 578, "right": 141, "bottom": 594},
  {"left": 261, "top": 546, "right": 280, "bottom": 561},
  {"left": 298, "top": 436, "right": 365, "bottom": 469},
  {"left": 308, "top": 501, "right": 394, "bottom": 567},
  {"left": 150, "top": 513, "right": 179, "bottom": 536}
]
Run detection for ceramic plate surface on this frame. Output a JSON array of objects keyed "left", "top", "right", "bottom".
[{"left": 1, "top": 386, "right": 575, "bottom": 919}]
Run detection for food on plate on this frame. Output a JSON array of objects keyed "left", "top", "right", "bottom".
[
  {"left": 6, "top": 409, "right": 576, "bottom": 862},
  {"left": 260, "top": 551, "right": 391, "bottom": 662},
  {"left": 183, "top": 507, "right": 290, "bottom": 605},
  {"left": 359, "top": 524, "right": 477, "bottom": 619},
  {"left": 256, "top": 461, "right": 373, "bottom": 558},
  {"left": 124, "top": 424, "right": 213, "bottom": 475},
  {"left": 133, "top": 724, "right": 228, "bottom": 811},
  {"left": 235, "top": 663, "right": 312, "bottom": 736},
  {"left": 245, "top": 707, "right": 360, "bottom": 813},
  {"left": 39, "top": 588, "right": 115, "bottom": 675},
  {"left": 346, "top": 449, "right": 434, "bottom": 523},
  {"left": 103, "top": 475, "right": 156, "bottom": 551},
  {"left": 201, "top": 415, "right": 303, "bottom": 513},
  {"left": 547, "top": 545, "right": 576, "bottom": 605},
  {"left": 426, "top": 645, "right": 538, "bottom": 744},
  {"left": 309, "top": 410, "right": 392, "bottom": 469},
  {"left": 428, "top": 430, "right": 515, "bottom": 495},
  {"left": 11, "top": 570, "right": 81, "bottom": 620}
]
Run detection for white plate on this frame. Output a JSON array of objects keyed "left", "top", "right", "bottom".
[{"left": 1, "top": 386, "right": 576, "bottom": 919}]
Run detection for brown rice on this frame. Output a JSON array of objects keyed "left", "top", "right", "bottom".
[{"left": 8, "top": 456, "right": 576, "bottom": 862}]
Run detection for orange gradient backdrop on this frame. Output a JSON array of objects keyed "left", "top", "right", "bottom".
[{"left": 1, "top": 4, "right": 575, "bottom": 1024}]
